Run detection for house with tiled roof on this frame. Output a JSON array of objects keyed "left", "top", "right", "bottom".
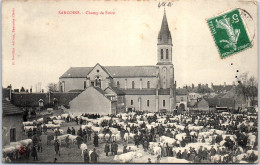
[
  {"left": 60, "top": 11, "right": 177, "bottom": 114},
  {"left": 2, "top": 88, "right": 25, "bottom": 146},
  {"left": 211, "top": 82, "right": 235, "bottom": 94}
]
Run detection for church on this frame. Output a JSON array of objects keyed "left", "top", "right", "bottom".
[{"left": 59, "top": 11, "right": 177, "bottom": 114}]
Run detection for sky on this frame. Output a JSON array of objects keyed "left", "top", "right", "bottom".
[{"left": 2, "top": 0, "right": 258, "bottom": 91}]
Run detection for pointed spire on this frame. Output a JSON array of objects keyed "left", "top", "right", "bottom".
[{"left": 158, "top": 9, "right": 172, "bottom": 45}]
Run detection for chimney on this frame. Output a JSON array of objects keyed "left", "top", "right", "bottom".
[
  {"left": 211, "top": 83, "right": 213, "bottom": 88},
  {"left": 224, "top": 82, "right": 226, "bottom": 87},
  {"left": 192, "top": 84, "right": 194, "bottom": 89},
  {"left": 233, "top": 81, "right": 235, "bottom": 86},
  {"left": 42, "top": 89, "right": 44, "bottom": 93},
  {"left": 198, "top": 83, "right": 201, "bottom": 88},
  {"left": 206, "top": 83, "right": 208, "bottom": 88}
]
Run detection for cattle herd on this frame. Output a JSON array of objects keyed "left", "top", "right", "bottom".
[{"left": 2, "top": 109, "right": 259, "bottom": 163}]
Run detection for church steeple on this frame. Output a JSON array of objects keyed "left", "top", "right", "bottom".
[
  {"left": 158, "top": 9, "right": 172, "bottom": 45},
  {"left": 157, "top": 9, "right": 173, "bottom": 65}
]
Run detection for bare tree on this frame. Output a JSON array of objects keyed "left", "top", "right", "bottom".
[
  {"left": 236, "top": 73, "right": 258, "bottom": 106},
  {"left": 47, "top": 83, "right": 59, "bottom": 92}
]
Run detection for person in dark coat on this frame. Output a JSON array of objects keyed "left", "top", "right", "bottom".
[
  {"left": 43, "top": 124, "right": 48, "bottom": 134},
  {"left": 71, "top": 127, "right": 76, "bottom": 135},
  {"left": 93, "top": 133, "right": 99, "bottom": 147},
  {"left": 65, "top": 135, "right": 70, "bottom": 148},
  {"left": 28, "top": 128, "right": 33, "bottom": 138},
  {"left": 87, "top": 128, "right": 92, "bottom": 141},
  {"left": 25, "top": 145, "right": 31, "bottom": 162},
  {"left": 165, "top": 143, "right": 170, "bottom": 156},
  {"left": 90, "top": 148, "right": 99, "bottom": 163},
  {"left": 54, "top": 139, "right": 60, "bottom": 156},
  {"left": 67, "top": 127, "right": 71, "bottom": 134},
  {"left": 37, "top": 139, "right": 42, "bottom": 152},
  {"left": 83, "top": 149, "right": 90, "bottom": 163},
  {"left": 31, "top": 145, "right": 38, "bottom": 161},
  {"left": 123, "top": 144, "right": 128, "bottom": 153},
  {"left": 104, "top": 141, "right": 110, "bottom": 156},
  {"left": 111, "top": 141, "right": 118, "bottom": 155},
  {"left": 176, "top": 150, "right": 182, "bottom": 159},
  {"left": 76, "top": 136, "right": 83, "bottom": 149},
  {"left": 134, "top": 134, "right": 140, "bottom": 148}
]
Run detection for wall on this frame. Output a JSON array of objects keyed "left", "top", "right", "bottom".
[
  {"left": 69, "top": 87, "right": 112, "bottom": 115},
  {"left": 112, "top": 77, "right": 158, "bottom": 89},
  {"left": 176, "top": 94, "right": 188, "bottom": 103},
  {"left": 59, "top": 78, "right": 86, "bottom": 92},
  {"left": 2, "top": 115, "right": 24, "bottom": 146},
  {"left": 125, "top": 95, "right": 156, "bottom": 112},
  {"left": 197, "top": 99, "right": 210, "bottom": 111},
  {"left": 158, "top": 95, "right": 170, "bottom": 111},
  {"left": 87, "top": 64, "right": 110, "bottom": 90},
  {"left": 158, "top": 65, "right": 174, "bottom": 89}
]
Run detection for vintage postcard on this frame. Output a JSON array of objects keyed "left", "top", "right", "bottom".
[{"left": 1, "top": 0, "right": 258, "bottom": 164}]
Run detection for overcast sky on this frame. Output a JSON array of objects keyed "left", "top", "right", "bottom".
[{"left": 2, "top": 0, "right": 258, "bottom": 91}]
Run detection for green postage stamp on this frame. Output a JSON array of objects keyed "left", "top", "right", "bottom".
[{"left": 207, "top": 8, "right": 252, "bottom": 59}]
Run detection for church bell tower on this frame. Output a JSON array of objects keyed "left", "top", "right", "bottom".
[
  {"left": 157, "top": 9, "right": 174, "bottom": 90},
  {"left": 157, "top": 9, "right": 173, "bottom": 65}
]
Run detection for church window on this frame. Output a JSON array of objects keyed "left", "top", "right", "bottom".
[
  {"left": 166, "top": 49, "right": 168, "bottom": 59},
  {"left": 131, "top": 100, "right": 133, "bottom": 105},
  {"left": 97, "top": 70, "right": 99, "bottom": 73},
  {"left": 147, "top": 100, "right": 150, "bottom": 107},
  {"left": 95, "top": 76, "right": 102, "bottom": 88},
  {"left": 163, "top": 100, "right": 166, "bottom": 107},
  {"left": 161, "top": 49, "right": 163, "bottom": 59},
  {"left": 132, "top": 81, "right": 135, "bottom": 89},
  {"left": 117, "top": 81, "right": 120, "bottom": 88},
  {"left": 84, "top": 81, "right": 86, "bottom": 89},
  {"left": 147, "top": 81, "right": 150, "bottom": 88}
]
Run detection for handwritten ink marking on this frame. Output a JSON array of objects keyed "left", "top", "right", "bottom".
[
  {"left": 12, "top": 8, "right": 15, "bottom": 65},
  {"left": 158, "top": 2, "right": 173, "bottom": 8}
]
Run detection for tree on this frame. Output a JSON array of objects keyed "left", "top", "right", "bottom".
[
  {"left": 20, "top": 86, "right": 25, "bottom": 92},
  {"left": 47, "top": 83, "right": 59, "bottom": 92},
  {"left": 236, "top": 73, "right": 258, "bottom": 106}
]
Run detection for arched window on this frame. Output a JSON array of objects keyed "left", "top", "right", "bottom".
[
  {"left": 166, "top": 49, "right": 168, "bottom": 59},
  {"left": 147, "top": 100, "right": 150, "bottom": 107},
  {"left": 117, "top": 81, "right": 120, "bottom": 88},
  {"left": 132, "top": 81, "right": 135, "bottom": 89},
  {"left": 95, "top": 76, "right": 102, "bottom": 88},
  {"left": 161, "top": 49, "right": 163, "bottom": 59},
  {"left": 147, "top": 81, "right": 150, "bottom": 88}
]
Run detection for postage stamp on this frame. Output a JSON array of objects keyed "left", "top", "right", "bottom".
[{"left": 207, "top": 8, "right": 252, "bottom": 59}]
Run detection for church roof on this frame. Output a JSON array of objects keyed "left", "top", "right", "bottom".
[
  {"left": 158, "top": 10, "right": 172, "bottom": 45},
  {"left": 60, "top": 66, "right": 158, "bottom": 78}
]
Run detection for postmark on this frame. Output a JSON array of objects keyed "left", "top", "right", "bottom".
[{"left": 207, "top": 8, "right": 253, "bottom": 59}]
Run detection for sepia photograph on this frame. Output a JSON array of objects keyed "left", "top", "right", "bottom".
[{"left": 1, "top": 0, "right": 258, "bottom": 163}]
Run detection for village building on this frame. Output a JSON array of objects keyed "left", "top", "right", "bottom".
[
  {"left": 59, "top": 11, "right": 177, "bottom": 114},
  {"left": 2, "top": 88, "right": 24, "bottom": 146},
  {"left": 176, "top": 88, "right": 188, "bottom": 111}
]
